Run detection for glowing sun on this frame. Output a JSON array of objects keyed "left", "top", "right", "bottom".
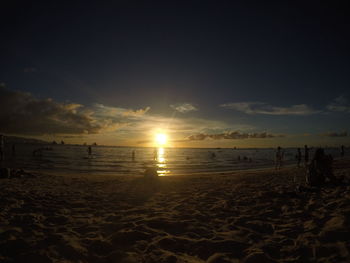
[{"left": 155, "top": 133, "right": 167, "bottom": 146}]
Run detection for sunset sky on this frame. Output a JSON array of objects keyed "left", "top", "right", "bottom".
[{"left": 1, "top": 1, "right": 349, "bottom": 147}]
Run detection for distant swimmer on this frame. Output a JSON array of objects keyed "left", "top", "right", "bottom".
[
  {"left": 88, "top": 146, "right": 92, "bottom": 156},
  {"left": 33, "top": 148, "right": 43, "bottom": 156}
]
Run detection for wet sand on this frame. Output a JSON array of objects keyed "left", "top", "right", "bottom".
[{"left": 0, "top": 159, "right": 350, "bottom": 263}]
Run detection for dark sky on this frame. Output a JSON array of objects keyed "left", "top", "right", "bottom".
[{"left": 1, "top": 1, "right": 349, "bottom": 145}]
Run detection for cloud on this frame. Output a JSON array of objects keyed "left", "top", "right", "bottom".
[
  {"left": 170, "top": 103, "right": 197, "bottom": 113},
  {"left": 327, "top": 96, "right": 350, "bottom": 113},
  {"left": 220, "top": 102, "right": 320, "bottom": 115},
  {"left": 93, "top": 104, "right": 150, "bottom": 118},
  {"left": 123, "top": 107, "right": 150, "bottom": 117},
  {"left": 187, "top": 131, "right": 284, "bottom": 141},
  {"left": 0, "top": 86, "right": 149, "bottom": 135},
  {"left": 321, "top": 131, "right": 348, "bottom": 137}
]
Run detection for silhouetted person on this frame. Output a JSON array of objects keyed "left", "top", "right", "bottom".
[
  {"left": 296, "top": 148, "right": 302, "bottom": 167},
  {"left": 275, "top": 146, "right": 283, "bottom": 170},
  {"left": 307, "top": 148, "right": 336, "bottom": 186},
  {"left": 153, "top": 148, "right": 157, "bottom": 160},
  {"left": 341, "top": 145, "right": 345, "bottom": 157},
  {"left": 0, "top": 135, "right": 4, "bottom": 162},
  {"left": 88, "top": 146, "right": 92, "bottom": 156},
  {"left": 304, "top": 145, "right": 309, "bottom": 166}
]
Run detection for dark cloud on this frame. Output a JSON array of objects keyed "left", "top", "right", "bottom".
[
  {"left": 221, "top": 102, "right": 320, "bottom": 115},
  {"left": 187, "top": 131, "right": 284, "bottom": 141},
  {"left": 0, "top": 86, "right": 147, "bottom": 135},
  {"left": 321, "top": 131, "right": 348, "bottom": 137}
]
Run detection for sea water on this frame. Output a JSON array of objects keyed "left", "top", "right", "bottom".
[{"left": 2, "top": 144, "right": 343, "bottom": 177}]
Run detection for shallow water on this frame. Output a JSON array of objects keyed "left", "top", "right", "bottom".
[{"left": 1, "top": 144, "right": 343, "bottom": 177}]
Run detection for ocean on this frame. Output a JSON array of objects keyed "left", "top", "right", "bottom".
[{"left": 1, "top": 144, "right": 344, "bottom": 177}]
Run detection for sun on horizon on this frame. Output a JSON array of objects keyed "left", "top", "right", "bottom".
[{"left": 155, "top": 133, "right": 167, "bottom": 147}]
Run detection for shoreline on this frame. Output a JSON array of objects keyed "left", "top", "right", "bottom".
[
  {"left": 27, "top": 156, "right": 349, "bottom": 180},
  {"left": 1, "top": 144, "right": 346, "bottom": 181}
]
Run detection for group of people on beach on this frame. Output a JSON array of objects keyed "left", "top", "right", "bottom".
[
  {"left": 275, "top": 145, "right": 297, "bottom": 170},
  {"left": 275, "top": 144, "right": 346, "bottom": 170},
  {"left": 275, "top": 144, "right": 346, "bottom": 187}
]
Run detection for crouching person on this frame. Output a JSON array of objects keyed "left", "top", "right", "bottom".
[{"left": 306, "top": 148, "right": 336, "bottom": 186}]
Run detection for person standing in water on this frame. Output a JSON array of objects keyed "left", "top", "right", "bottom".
[
  {"left": 275, "top": 146, "right": 283, "bottom": 170},
  {"left": 341, "top": 145, "right": 345, "bottom": 157},
  {"left": 296, "top": 148, "right": 302, "bottom": 167},
  {"left": 153, "top": 148, "right": 158, "bottom": 160},
  {"left": 304, "top": 145, "right": 309, "bottom": 166},
  {"left": 88, "top": 145, "right": 92, "bottom": 156}
]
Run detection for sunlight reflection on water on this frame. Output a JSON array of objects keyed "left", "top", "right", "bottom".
[{"left": 156, "top": 147, "right": 170, "bottom": 176}]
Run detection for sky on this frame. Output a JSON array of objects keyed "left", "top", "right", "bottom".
[{"left": 0, "top": 1, "right": 349, "bottom": 147}]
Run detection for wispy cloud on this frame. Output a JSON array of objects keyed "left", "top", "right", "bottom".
[
  {"left": 187, "top": 131, "right": 284, "bottom": 141},
  {"left": 123, "top": 107, "right": 150, "bottom": 117},
  {"left": 321, "top": 131, "right": 348, "bottom": 137},
  {"left": 170, "top": 103, "right": 197, "bottom": 113},
  {"left": 327, "top": 96, "right": 350, "bottom": 113},
  {"left": 220, "top": 102, "right": 320, "bottom": 115},
  {"left": 94, "top": 104, "right": 150, "bottom": 118}
]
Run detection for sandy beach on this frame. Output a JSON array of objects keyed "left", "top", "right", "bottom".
[{"left": 1, "top": 159, "right": 350, "bottom": 263}]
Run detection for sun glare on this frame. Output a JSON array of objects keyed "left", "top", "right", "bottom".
[{"left": 155, "top": 133, "right": 167, "bottom": 146}]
